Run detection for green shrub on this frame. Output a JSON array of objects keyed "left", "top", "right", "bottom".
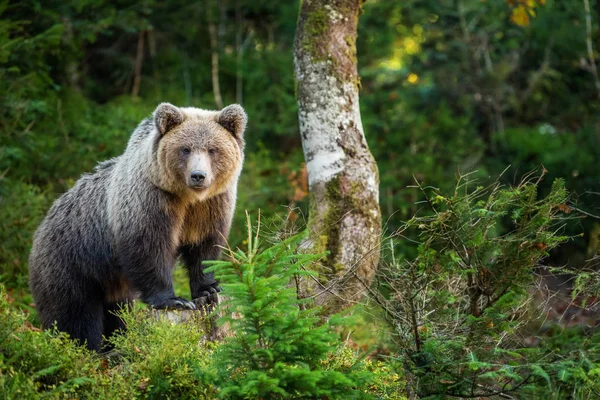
[
  {"left": 0, "top": 286, "right": 216, "bottom": 399},
  {"left": 0, "top": 181, "right": 53, "bottom": 295},
  {"left": 373, "top": 174, "right": 600, "bottom": 398},
  {"left": 206, "top": 218, "right": 374, "bottom": 399},
  {"left": 107, "top": 306, "right": 218, "bottom": 399},
  {"left": 0, "top": 286, "right": 123, "bottom": 399}
]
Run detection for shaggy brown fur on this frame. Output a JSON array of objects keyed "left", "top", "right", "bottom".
[{"left": 28, "top": 103, "right": 247, "bottom": 351}]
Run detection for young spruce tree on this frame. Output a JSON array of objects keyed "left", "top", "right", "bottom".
[{"left": 205, "top": 216, "right": 371, "bottom": 399}]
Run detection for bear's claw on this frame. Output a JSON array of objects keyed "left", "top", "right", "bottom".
[
  {"left": 194, "top": 286, "right": 221, "bottom": 308},
  {"left": 151, "top": 297, "right": 197, "bottom": 310}
]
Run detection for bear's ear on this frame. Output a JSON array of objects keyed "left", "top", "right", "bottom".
[
  {"left": 218, "top": 104, "right": 247, "bottom": 139},
  {"left": 154, "top": 103, "right": 184, "bottom": 135}
]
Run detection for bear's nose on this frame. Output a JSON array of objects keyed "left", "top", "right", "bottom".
[{"left": 190, "top": 171, "right": 206, "bottom": 184}]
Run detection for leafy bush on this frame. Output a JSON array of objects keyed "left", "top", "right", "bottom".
[
  {"left": 0, "top": 286, "right": 123, "bottom": 399},
  {"left": 0, "top": 286, "right": 217, "bottom": 399},
  {"left": 0, "top": 181, "right": 53, "bottom": 294},
  {"left": 373, "top": 173, "right": 600, "bottom": 398},
  {"left": 106, "top": 306, "right": 218, "bottom": 399}
]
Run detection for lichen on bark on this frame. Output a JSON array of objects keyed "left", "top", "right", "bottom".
[{"left": 294, "top": 0, "right": 382, "bottom": 312}]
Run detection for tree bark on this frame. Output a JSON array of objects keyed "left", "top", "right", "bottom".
[
  {"left": 236, "top": 0, "right": 244, "bottom": 104},
  {"left": 131, "top": 30, "right": 145, "bottom": 97},
  {"left": 294, "top": 0, "right": 381, "bottom": 312},
  {"left": 61, "top": 16, "right": 80, "bottom": 92},
  {"left": 208, "top": 1, "right": 224, "bottom": 109},
  {"left": 583, "top": 0, "right": 600, "bottom": 99}
]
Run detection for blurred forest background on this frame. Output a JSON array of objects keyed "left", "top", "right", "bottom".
[
  {"left": 3, "top": 0, "right": 600, "bottom": 301},
  {"left": 2, "top": 0, "right": 600, "bottom": 397}
]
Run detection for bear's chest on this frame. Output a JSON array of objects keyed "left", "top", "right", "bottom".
[{"left": 178, "top": 201, "right": 214, "bottom": 245}]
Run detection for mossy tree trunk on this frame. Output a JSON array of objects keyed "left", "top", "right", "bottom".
[{"left": 294, "top": 0, "right": 381, "bottom": 311}]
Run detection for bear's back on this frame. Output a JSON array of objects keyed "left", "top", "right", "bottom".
[{"left": 29, "top": 159, "right": 117, "bottom": 284}]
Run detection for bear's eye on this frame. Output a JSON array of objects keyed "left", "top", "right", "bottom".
[
  {"left": 181, "top": 147, "right": 191, "bottom": 155},
  {"left": 208, "top": 148, "right": 217, "bottom": 156}
]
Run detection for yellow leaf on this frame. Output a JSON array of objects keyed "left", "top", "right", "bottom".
[{"left": 511, "top": 5, "right": 530, "bottom": 27}]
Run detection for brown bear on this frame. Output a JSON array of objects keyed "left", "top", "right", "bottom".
[{"left": 28, "top": 103, "right": 247, "bottom": 351}]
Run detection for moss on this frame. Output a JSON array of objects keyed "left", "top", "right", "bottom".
[
  {"left": 332, "top": 262, "right": 345, "bottom": 273},
  {"left": 316, "top": 234, "right": 329, "bottom": 252},
  {"left": 307, "top": 175, "right": 344, "bottom": 276},
  {"left": 308, "top": 161, "right": 381, "bottom": 279},
  {"left": 298, "top": 2, "right": 362, "bottom": 90},
  {"left": 342, "top": 33, "right": 362, "bottom": 90},
  {"left": 344, "top": 34, "right": 357, "bottom": 64},
  {"left": 301, "top": 6, "right": 329, "bottom": 62},
  {"left": 322, "top": 176, "right": 344, "bottom": 272}
]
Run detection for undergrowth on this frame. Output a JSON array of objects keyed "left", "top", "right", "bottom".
[
  {"left": 3, "top": 175, "right": 599, "bottom": 399},
  {"left": 374, "top": 173, "right": 600, "bottom": 399},
  {"left": 0, "top": 217, "right": 402, "bottom": 399}
]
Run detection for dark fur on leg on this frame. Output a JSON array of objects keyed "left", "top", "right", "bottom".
[
  {"left": 180, "top": 235, "right": 224, "bottom": 306},
  {"left": 101, "top": 301, "right": 130, "bottom": 352},
  {"left": 55, "top": 302, "right": 104, "bottom": 352}
]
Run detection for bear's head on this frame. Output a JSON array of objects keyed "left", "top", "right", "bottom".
[{"left": 152, "top": 102, "right": 247, "bottom": 200}]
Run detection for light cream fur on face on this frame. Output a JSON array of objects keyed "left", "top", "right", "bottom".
[
  {"left": 153, "top": 104, "right": 246, "bottom": 203},
  {"left": 109, "top": 102, "right": 247, "bottom": 251}
]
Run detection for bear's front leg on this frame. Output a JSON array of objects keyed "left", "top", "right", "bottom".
[
  {"left": 119, "top": 233, "right": 196, "bottom": 311},
  {"left": 179, "top": 236, "right": 223, "bottom": 307}
]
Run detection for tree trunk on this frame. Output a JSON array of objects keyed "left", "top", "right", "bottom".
[
  {"left": 61, "top": 16, "right": 80, "bottom": 92},
  {"left": 235, "top": 0, "right": 243, "bottom": 104},
  {"left": 208, "top": 1, "right": 224, "bottom": 109},
  {"left": 294, "top": 0, "right": 381, "bottom": 312},
  {"left": 131, "top": 30, "right": 145, "bottom": 97}
]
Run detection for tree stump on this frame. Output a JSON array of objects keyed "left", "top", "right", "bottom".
[{"left": 149, "top": 294, "right": 232, "bottom": 342}]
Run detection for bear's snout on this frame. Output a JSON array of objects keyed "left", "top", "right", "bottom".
[
  {"left": 186, "top": 152, "right": 212, "bottom": 190},
  {"left": 190, "top": 170, "right": 206, "bottom": 186}
]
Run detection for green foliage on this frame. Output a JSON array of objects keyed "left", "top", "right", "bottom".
[
  {"left": 529, "top": 326, "right": 600, "bottom": 399},
  {"left": 374, "top": 174, "right": 600, "bottom": 398},
  {"left": 323, "top": 348, "right": 407, "bottom": 400},
  {"left": 1, "top": 229, "right": 402, "bottom": 399},
  {"left": 0, "top": 286, "right": 218, "bottom": 399},
  {"left": 0, "top": 181, "right": 53, "bottom": 293},
  {"left": 1, "top": 0, "right": 600, "bottom": 397},
  {"left": 358, "top": 0, "right": 600, "bottom": 249},
  {"left": 571, "top": 254, "right": 600, "bottom": 302},
  {"left": 106, "top": 307, "right": 218, "bottom": 399},
  {"left": 0, "top": 286, "right": 126, "bottom": 399},
  {"left": 206, "top": 219, "right": 372, "bottom": 399}
]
